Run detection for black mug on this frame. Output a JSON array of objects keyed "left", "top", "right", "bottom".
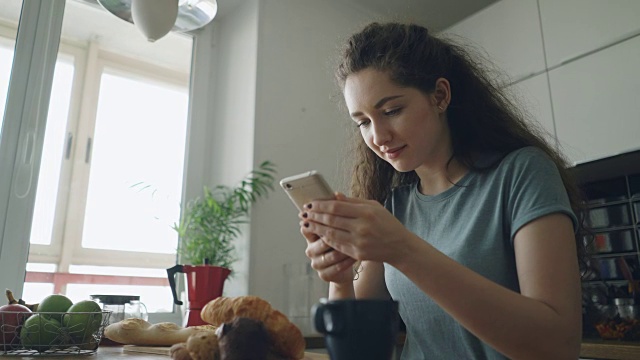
[{"left": 313, "top": 299, "right": 400, "bottom": 360}]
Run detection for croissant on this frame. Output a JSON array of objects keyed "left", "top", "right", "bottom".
[{"left": 200, "top": 296, "right": 305, "bottom": 360}]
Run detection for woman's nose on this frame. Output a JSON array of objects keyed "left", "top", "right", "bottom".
[{"left": 371, "top": 123, "right": 392, "bottom": 146}]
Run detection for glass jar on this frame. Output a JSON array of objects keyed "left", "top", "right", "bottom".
[
  {"left": 90, "top": 294, "right": 148, "bottom": 325},
  {"left": 613, "top": 298, "right": 637, "bottom": 320}
]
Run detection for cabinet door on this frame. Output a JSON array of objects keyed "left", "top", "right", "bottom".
[
  {"left": 550, "top": 36, "right": 640, "bottom": 164},
  {"left": 444, "top": 0, "right": 545, "bottom": 81},
  {"left": 507, "top": 73, "right": 556, "bottom": 146},
  {"left": 539, "top": 0, "right": 640, "bottom": 68}
]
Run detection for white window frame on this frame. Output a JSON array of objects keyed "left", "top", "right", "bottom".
[
  {"left": 0, "top": 0, "right": 65, "bottom": 301},
  {"left": 27, "top": 42, "right": 189, "bottom": 271},
  {"left": 0, "top": 0, "right": 216, "bottom": 324}
]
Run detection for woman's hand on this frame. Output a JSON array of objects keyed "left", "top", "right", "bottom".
[
  {"left": 300, "top": 219, "right": 356, "bottom": 284},
  {"left": 301, "top": 193, "right": 412, "bottom": 265}
]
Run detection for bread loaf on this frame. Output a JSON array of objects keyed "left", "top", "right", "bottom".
[
  {"left": 104, "top": 318, "right": 216, "bottom": 346},
  {"left": 200, "top": 296, "right": 305, "bottom": 359}
]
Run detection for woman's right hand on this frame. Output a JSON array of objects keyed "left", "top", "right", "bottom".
[{"left": 301, "top": 221, "right": 356, "bottom": 284}]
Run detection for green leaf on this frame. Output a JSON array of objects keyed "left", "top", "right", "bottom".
[{"left": 173, "top": 161, "right": 277, "bottom": 272}]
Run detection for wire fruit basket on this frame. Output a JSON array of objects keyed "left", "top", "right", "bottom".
[{"left": 0, "top": 310, "right": 111, "bottom": 356}]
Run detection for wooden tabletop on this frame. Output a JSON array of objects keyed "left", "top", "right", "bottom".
[
  {"left": 580, "top": 339, "right": 640, "bottom": 360},
  {"left": 3, "top": 346, "right": 329, "bottom": 360}
]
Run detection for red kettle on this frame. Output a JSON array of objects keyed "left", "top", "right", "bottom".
[{"left": 167, "top": 264, "right": 231, "bottom": 327}]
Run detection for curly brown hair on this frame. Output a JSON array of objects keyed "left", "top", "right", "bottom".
[{"left": 335, "top": 22, "right": 591, "bottom": 275}]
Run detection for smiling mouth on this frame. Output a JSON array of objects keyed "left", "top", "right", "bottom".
[{"left": 384, "top": 146, "right": 406, "bottom": 159}]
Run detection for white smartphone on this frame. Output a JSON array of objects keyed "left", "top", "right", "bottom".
[{"left": 279, "top": 170, "right": 335, "bottom": 211}]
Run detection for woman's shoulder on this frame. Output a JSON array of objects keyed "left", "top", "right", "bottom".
[
  {"left": 499, "top": 146, "right": 556, "bottom": 170},
  {"left": 504, "top": 146, "right": 549, "bottom": 161},
  {"left": 486, "top": 146, "right": 564, "bottom": 186}
]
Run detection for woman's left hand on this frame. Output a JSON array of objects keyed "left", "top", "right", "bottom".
[{"left": 300, "top": 193, "right": 412, "bottom": 264}]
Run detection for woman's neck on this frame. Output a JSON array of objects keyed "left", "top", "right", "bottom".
[{"left": 415, "top": 157, "right": 468, "bottom": 196}]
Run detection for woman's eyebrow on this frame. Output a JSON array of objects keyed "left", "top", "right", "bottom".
[{"left": 350, "top": 95, "right": 404, "bottom": 117}]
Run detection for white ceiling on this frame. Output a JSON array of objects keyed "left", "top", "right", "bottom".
[
  {"left": 346, "top": 0, "right": 498, "bottom": 31},
  {"left": 214, "top": 0, "right": 499, "bottom": 31},
  {"left": 0, "top": 0, "right": 498, "bottom": 72}
]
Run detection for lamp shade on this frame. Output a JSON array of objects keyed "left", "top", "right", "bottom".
[
  {"left": 96, "top": 0, "right": 218, "bottom": 42},
  {"left": 131, "top": 0, "right": 178, "bottom": 42}
]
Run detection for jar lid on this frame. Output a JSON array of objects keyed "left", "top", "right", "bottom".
[{"left": 90, "top": 294, "right": 140, "bottom": 305}]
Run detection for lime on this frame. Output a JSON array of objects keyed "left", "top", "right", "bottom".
[
  {"left": 38, "top": 295, "right": 73, "bottom": 322},
  {"left": 20, "top": 314, "right": 62, "bottom": 351},
  {"left": 62, "top": 300, "right": 102, "bottom": 345}
]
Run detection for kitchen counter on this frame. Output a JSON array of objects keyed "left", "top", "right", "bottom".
[
  {"left": 6, "top": 346, "right": 329, "bottom": 359},
  {"left": 308, "top": 334, "right": 640, "bottom": 359},
  {"left": 580, "top": 339, "right": 640, "bottom": 360},
  {"left": 9, "top": 338, "right": 633, "bottom": 359}
]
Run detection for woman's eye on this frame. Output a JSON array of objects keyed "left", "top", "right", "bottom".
[
  {"left": 384, "top": 108, "right": 401, "bottom": 116},
  {"left": 357, "top": 120, "right": 370, "bottom": 128}
]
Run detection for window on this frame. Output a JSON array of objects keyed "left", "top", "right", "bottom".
[
  {"left": 0, "top": 0, "right": 193, "bottom": 320},
  {"left": 0, "top": 1, "right": 21, "bottom": 141}
]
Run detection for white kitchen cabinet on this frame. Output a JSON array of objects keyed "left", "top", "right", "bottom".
[
  {"left": 507, "top": 73, "right": 556, "bottom": 147},
  {"left": 539, "top": 0, "right": 640, "bottom": 69},
  {"left": 444, "top": 0, "right": 545, "bottom": 82},
  {"left": 550, "top": 35, "right": 640, "bottom": 165}
]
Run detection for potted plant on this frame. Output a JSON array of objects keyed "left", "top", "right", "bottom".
[
  {"left": 174, "top": 160, "right": 277, "bottom": 268},
  {"left": 167, "top": 161, "right": 277, "bottom": 326}
]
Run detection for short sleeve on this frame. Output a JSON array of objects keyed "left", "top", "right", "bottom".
[{"left": 503, "top": 147, "right": 577, "bottom": 242}]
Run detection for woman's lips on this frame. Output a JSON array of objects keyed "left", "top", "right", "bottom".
[{"left": 385, "top": 146, "right": 406, "bottom": 160}]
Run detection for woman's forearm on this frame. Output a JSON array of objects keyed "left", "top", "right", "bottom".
[{"left": 329, "top": 281, "right": 355, "bottom": 300}]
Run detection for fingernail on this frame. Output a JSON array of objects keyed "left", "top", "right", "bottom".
[
  {"left": 306, "top": 203, "right": 312, "bottom": 209},
  {"left": 302, "top": 212, "right": 308, "bottom": 218},
  {"left": 304, "top": 222, "right": 309, "bottom": 228}
]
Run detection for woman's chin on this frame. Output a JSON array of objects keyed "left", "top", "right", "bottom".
[{"left": 387, "top": 161, "right": 415, "bottom": 173}]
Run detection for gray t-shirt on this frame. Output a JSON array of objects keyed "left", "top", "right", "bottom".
[{"left": 383, "top": 147, "right": 577, "bottom": 360}]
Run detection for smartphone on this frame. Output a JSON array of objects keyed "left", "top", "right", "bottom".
[{"left": 280, "top": 170, "right": 335, "bottom": 211}]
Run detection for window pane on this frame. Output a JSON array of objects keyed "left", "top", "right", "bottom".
[
  {"left": 0, "top": 44, "right": 14, "bottom": 137},
  {"left": 29, "top": 59, "right": 75, "bottom": 245},
  {"left": 81, "top": 72, "right": 188, "bottom": 254},
  {"left": 21, "top": 283, "right": 54, "bottom": 304},
  {"left": 26, "top": 263, "right": 57, "bottom": 272},
  {"left": 68, "top": 265, "right": 171, "bottom": 314},
  {"left": 0, "top": 0, "right": 22, "bottom": 138},
  {"left": 66, "top": 284, "right": 173, "bottom": 313},
  {"left": 69, "top": 265, "right": 166, "bottom": 278}
]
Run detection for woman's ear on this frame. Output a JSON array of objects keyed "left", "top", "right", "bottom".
[{"left": 433, "top": 78, "right": 451, "bottom": 112}]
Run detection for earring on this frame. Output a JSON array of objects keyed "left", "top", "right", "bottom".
[{"left": 438, "top": 104, "right": 445, "bottom": 111}]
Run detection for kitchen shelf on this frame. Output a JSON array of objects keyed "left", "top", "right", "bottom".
[
  {"left": 591, "top": 250, "right": 638, "bottom": 259},
  {"left": 573, "top": 150, "right": 640, "bottom": 338}
]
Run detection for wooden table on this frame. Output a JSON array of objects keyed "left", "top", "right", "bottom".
[
  {"left": 2, "top": 346, "right": 329, "bottom": 359},
  {"left": 580, "top": 339, "right": 640, "bottom": 360}
]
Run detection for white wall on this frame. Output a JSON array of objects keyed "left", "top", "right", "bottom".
[
  {"left": 192, "top": 0, "right": 379, "bottom": 310},
  {"left": 186, "top": 0, "right": 260, "bottom": 298},
  {"left": 208, "top": 0, "right": 260, "bottom": 298},
  {"left": 248, "top": 0, "right": 381, "bottom": 310},
  {"left": 188, "top": 0, "right": 640, "bottom": 316},
  {"left": 445, "top": 0, "right": 640, "bottom": 164}
]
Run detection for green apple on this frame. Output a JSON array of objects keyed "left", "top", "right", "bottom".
[
  {"left": 20, "top": 314, "right": 62, "bottom": 351},
  {"left": 62, "top": 300, "right": 102, "bottom": 346},
  {"left": 38, "top": 294, "right": 73, "bottom": 322}
]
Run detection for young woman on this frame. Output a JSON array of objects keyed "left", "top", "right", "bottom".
[{"left": 300, "top": 23, "right": 587, "bottom": 359}]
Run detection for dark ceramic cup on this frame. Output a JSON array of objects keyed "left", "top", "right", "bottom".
[{"left": 312, "top": 299, "right": 400, "bottom": 360}]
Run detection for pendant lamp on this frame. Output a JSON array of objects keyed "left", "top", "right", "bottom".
[{"left": 96, "top": 0, "right": 217, "bottom": 42}]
